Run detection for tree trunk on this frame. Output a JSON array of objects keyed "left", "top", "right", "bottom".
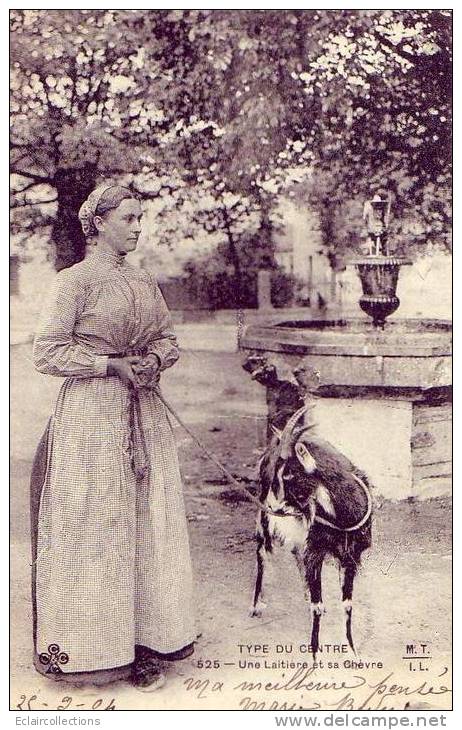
[
  {"left": 319, "top": 201, "right": 338, "bottom": 271},
  {"left": 257, "top": 206, "right": 276, "bottom": 269},
  {"left": 222, "top": 206, "right": 242, "bottom": 308},
  {"left": 227, "top": 229, "right": 242, "bottom": 308},
  {"left": 52, "top": 167, "right": 97, "bottom": 271}
]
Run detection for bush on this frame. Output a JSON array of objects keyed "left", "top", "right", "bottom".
[
  {"left": 184, "top": 244, "right": 295, "bottom": 310},
  {"left": 271, "top": 270, "right": 295, "bottom": 308}
]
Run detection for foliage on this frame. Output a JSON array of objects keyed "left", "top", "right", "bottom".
[
  {"left": 295, "top": 9, "right": 452, "bottom": 257},
  {"left": 10, "top": 9, "right": 451, "bottom": 277},
  {"left": 184, "top": 228, "right": 295, "bottom": 309}
]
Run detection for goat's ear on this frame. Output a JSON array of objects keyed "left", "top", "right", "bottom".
[
  {"left": 295, "top": 441, "right": 317, "bottom": 474},
  {"left": 270, "top": 424, "right": 282, "bottom": 441}
]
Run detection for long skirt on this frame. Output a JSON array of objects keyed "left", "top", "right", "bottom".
[{"left": 30, "top": 375, "right": 196, "bottom": 679}]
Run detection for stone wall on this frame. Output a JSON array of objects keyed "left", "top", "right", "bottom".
[{"left": 411, "top": 403, "right": 452, "bottom": 498}]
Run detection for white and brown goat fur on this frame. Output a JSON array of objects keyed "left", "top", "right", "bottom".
[{"left": 250, "top": 402, "right": 373, "bottom": 657}]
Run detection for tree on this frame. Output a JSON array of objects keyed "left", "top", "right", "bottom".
[
  {"left": 295, "top": 9, "right": 452, "bottom": 257},
  {"left": 166, "top": 9, "right": 452, "bottom": 275},
  {"left": 134, "top": 10, "right": 328, "bottom": 299},
  {"left": 11, "top": 10, "right": 451, "bottom": 274},
  {"left": 10, "top": 9, "right": 230, "bottom": 269}
]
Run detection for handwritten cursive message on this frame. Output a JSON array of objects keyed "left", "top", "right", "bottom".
[{"left": 183, "top": 666, "right": 452, "bottom": 711}]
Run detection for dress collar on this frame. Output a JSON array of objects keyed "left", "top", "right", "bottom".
[{"left": 86, "top": 247, "right": 126, "bottom": 267}]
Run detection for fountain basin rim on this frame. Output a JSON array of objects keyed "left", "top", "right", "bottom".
[
  {"left": 241, "top": 337, "right": 451, "bottom": 358},
  {"left": 260, "top": 316, "right": 451, "bottom": 333},
  {"left": 240, "top": 318, "right": 452, "bottom": 359}
]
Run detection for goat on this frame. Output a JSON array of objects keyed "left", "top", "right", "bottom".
[{"left": 250, "top": 403, "right": 372, "bottom": 658}]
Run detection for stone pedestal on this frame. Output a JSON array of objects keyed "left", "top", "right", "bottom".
[{"left": 241, "top": 318, "right": 452, "bottom": 500}]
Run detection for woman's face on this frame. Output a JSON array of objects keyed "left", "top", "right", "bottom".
[{"left": 95, "top": 198, "right": 143, "bottom": 255}]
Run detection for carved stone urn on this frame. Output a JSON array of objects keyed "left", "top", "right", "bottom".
[{"left": 351, "top": 255, "right": 411, "bottom": 327}]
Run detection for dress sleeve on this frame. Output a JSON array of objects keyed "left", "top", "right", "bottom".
[
  {"left": 145, "top": 280, "right": 180, "bottom": 371},
  {"left": 33, "top": 269, "right": 108, "bottom": 378}
]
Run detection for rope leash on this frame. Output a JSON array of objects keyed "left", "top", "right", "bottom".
[
  {"left": 152, "top": 386, "right": 372, "bottom": 530},
  {"left": 152, "top": 386, "right": 278, "bottom": 517}
]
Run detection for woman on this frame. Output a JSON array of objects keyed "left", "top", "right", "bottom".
[{"left": 30, "top": 183, "right": 196, "bottom": 690}]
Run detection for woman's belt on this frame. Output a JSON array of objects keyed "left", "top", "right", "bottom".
[{"left": 107, "top": 348, "right": 148, "bottom": 359}]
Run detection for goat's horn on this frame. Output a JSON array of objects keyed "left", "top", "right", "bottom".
[{"left": 279, "top": 404, "right": 312, "bottom": 459}]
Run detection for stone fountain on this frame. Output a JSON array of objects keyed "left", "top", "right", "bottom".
[{"left": 240, "top": 197, "right": 452, "bottom": 500}]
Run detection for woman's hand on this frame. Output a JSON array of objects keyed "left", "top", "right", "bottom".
[
  {"left": 107, "top": 356, "right": 142, "bottom": 388},
  {"left": 132, "top": 354, "right": 161, "bottom": 389}
]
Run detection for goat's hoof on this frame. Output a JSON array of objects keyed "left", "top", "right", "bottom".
[{"left": 249, "top": 601, "right": 267, "bottom": 617}]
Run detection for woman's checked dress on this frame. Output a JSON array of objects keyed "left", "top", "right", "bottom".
[{"left": 31, "top": 248, "right": 196, "bottom": 676}]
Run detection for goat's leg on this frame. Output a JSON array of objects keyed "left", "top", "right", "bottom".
[
  {"left": 308, "top": 561, "right": 324, "bottom": 660},
  {"left": 250, "top": 532, "right": 269, "bottom": 617},
  {"left": 296, "top": 548, "right": 325, "bottom": 660},
  {"left": 340, "top": 564, "right": 357, "bottom": 654}
]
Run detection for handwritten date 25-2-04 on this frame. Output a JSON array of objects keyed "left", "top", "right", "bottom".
[{"left": 16, "top": 694, "right": 116, "bottom": 711}]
